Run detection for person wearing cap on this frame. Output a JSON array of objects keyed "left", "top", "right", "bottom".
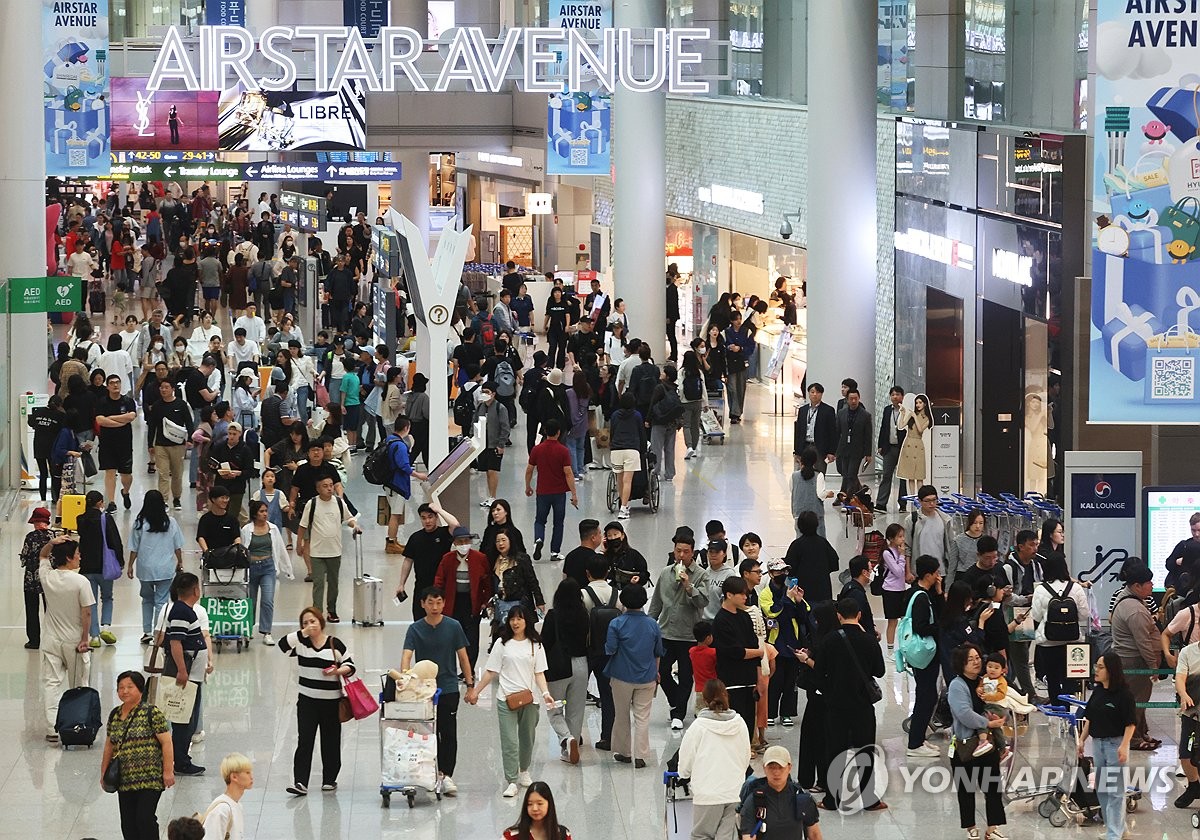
[
  {"left": 402, "top": 584, "right": 475, "bottom": 797},
  {"left": 519, "top": 351, "right": 550, "bottom": 454},
  {"left": 603, "top": 522, "right": 648, "bottom": 588},
  {"left": 761, "top": 558, "right": 808, "bottom": 727},
  {"left": 525, "top": 420, "right": 577, "bottom": 563},
  {"left": 477, "top": 380, "right": 512, "bottom": 509},
  {"left": 96, "top": 373, "right": 138, "bottom": 513},
  {"left": 207, "top": 422, "right": 256, "bottom": 525},
  {"left": 433, "top": 527, "right": 493, "bottom": 670},
  {"left": 677, "top": 678, "right": 751, "bottom": 840},
  {"left": 738, "top": 745, "right": 823, "bottom": 840},
  {"left": 702, "top": 540, "right": 739, "bottom": 621},
  {"left": 649, "top": 531, "right": 709, "bottom": 729},
  {"left": 1109, "top": 561, "right": 1159, "bottom": 750},
  {"left": 20, "top": 507, "right": 55, "bottom": 649},
  {"left": 231, "top": 369, "right": 259, "bottom": 431},
  {"left": 1030, "top": 553, "right": 1091, "bottom": 717},
  {"left": 37, "top": 535, "right": 95, "bottom": 742}
]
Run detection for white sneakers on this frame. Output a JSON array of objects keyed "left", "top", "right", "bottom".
[
  {"left": 670, "top": 718, "right": 684, "bottom": 731},
  {"left": 503, "top": 782, "right": 519, "bottom": 798},
  {"left": 684, "top": 447, "right": 696, "bottom": 459},
  {"left": 191, "top": 730, "right": 206, "bottom": 744},
  {"left": 906, "top": 743, "right": 939, "bottom": 758},
  {"left": 479, "top": 497, "right": 495, "bottom": 507},
  {"left": 517, "top": 770, "right": 533, "bottom": 787},
  {"left": 441, "top": 775, "right": 458, "bottom": 796},
  {"left": 618, "top": 506, "right": 630, "bottom": 520},
  {"left": 262, "top": 633, "right": 276, "bottom": 646}
]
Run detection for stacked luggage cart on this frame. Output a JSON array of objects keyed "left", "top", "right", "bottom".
[
  {"left": 201, "top": 550, "right": 253, "bottom": 652},
  {"left": 919, "top": 491, "right": 1064, "bottom": 556},
  {"left": 378, "top": 679, "right": 442, "bottom": 808}
]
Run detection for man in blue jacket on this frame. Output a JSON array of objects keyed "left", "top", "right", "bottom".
[{"left": 384, "top": 415, "right": 428, "bottom": 555}]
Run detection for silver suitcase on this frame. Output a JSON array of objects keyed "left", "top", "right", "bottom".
[{"left": 352, "top": 536, "right": 384, "bottom": 626}]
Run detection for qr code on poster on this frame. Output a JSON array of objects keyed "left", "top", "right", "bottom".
[
  {"left": 1150, "top": 356, "right": 1196, "bottom": 399},
  {"left": 570, "top": 145, "right": 589, "bottom": 167}
]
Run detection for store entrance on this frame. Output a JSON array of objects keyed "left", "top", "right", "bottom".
[{"left": 980, "top": 300, "right": 1022, "bottom": 494}]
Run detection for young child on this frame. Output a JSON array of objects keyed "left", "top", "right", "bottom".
[
  {"left": 251, "top": 468, "right": 289, "bottom": 532},
  {"left": 977, "top": 652, "right": 1036, "bottom": 754},
  {"left": 689, "top": 620, "right": 717, "bottom": 715}
]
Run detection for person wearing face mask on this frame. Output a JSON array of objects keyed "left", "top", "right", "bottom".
[
  {"left": 432, "top": 528, "right": 493, "bottom": 673},
  {"left": 601, "top": 522, "right": 647, "bottom": 588},
  {"left": 477, "top": 381, "right": 511, "bottom": 509},
  {"left": 168, "top": 338, "right": 193, "bottom": 372},
  {"left": 137, "top": 309, "right": 173, "bottom": 366}
]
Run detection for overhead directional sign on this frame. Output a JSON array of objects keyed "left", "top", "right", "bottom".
[
  {"left": 108, "top": 161, "right": 247, "bottom": 181},
  {"left": 114, "top": 150, "right": 219, "bottom": 163},
  {"left": 107, "top": 160, "right": 403, "bottom": 182}
]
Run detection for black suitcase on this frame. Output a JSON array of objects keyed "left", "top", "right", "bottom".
[{"left": 56, "top": 686, "right": 102, "bottom": 748}]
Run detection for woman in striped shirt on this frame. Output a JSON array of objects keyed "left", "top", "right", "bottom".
[{"left": 278, "top": 606, "right": 355, "bottom": 796}]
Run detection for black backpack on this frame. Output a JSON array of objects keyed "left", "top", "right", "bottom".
[
  {"left": 363, "top": 437, "right": 402, "bottom": 486},
  {"left": 682, "top": 373, "right": 703, "bottom": 401},
  {"left": 633, "top": 366, "right": 658, "bottom": 406},
  {"left": 453, "top": 386, "right": 477, "bottom": 431},
  {"left": 1042, "top": 581, "right": 1079, "bottom": 642},
  {"left": 519, "top": 368, "right": 546, "bottom": 412},
  {"left": 584, "top": 584, "right": 621, "bottom": 657},
  {"left": 651, "top": 389, "right": 684, "bottom": 424}
]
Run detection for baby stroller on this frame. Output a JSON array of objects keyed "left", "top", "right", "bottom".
[
  {"left": 606, "top": 448, "right": 660, "bottom": 514},
  {"left": 901, "top": 683, "right": 953, "bottom": 738}
]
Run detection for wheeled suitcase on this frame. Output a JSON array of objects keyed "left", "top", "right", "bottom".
[
  {"left": 60, "top": 493, "right": 87, "bottom": 531},
  {"left": 56, "top": 686, "right": 102, "bottom": 748},
  {"left": 352, "top": 535, "right": 384, "bottom": 626}
]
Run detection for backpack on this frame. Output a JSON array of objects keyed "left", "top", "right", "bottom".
[
  {"left": 735, "top": 776, "right": 816, "bottom": 829},
  {"left": 476, "top": 312, "right": 496, "bottom": 348},
  {"left": 633, "top": 366, "right": 657, "bottom": 407},
  {"left": 651, "top": 389, "right": 684, "bottom": 424},
  {"left": 682, "top": 372, "right": 703, "bottom": 401},
  {"left": 304, "top": 494, "right": 346, "bottom": 533},
  {"left": 363, "top": 437, "right": 402, "bottom": 486},
  {"left": 519, "top": 368, "right": 546, "bottom": 412},
  {"left": 495, "top": 360, "right": 516, "bottom": 398},
  {"left": 870, "top": 543, "right": 892, "bottom": 596},
  {"left": 453, "top": 386, "right": 478, "bottom": 431},
  {"left": 1042, "top": 581, "right": 1080, "bottom": 642},
  {"left": 584, "top": 584, "right": 620, "bottom": 657},
  {"left": 895, "top": 589, "right": 938, "bottom": 673}
]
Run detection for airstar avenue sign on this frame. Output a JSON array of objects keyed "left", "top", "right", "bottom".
[{"left": 147, "top": 25, "right": 712, "bottom": 95}]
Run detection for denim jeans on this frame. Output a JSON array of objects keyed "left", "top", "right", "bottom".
[
  {"left": 1092, "top": 736, "right": 1127, "bottom": 840},
  {"left": 84, "top": 573, "right": 114, "bottom": 637},
  {"left": 566, "top": 436, "right": 585, "bottom": 477},
  {"left": 534, "top": 493, "right": 567, "bottom": 553},
  {"left": 295, "top": 385, "right": 311, "bottom": 423},
  {"left": 249, "top": 561, "right": 277, "bottom": 633},
  {"left": 139, "top": 579, "right": 172, "bottom": 635}
]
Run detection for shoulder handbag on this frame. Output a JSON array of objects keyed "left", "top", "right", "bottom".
[
  {"left": 143, "top": 619, "right": 167, "bottom": 674},
  {"left": 203, "top": 543, "right": 250, "bottom": 570},
  {"left": 331, "top": 644, "right": 355, "bottom": 723},
  {"left": 102, "top": 705, "right": 144, "bottom": 793},
  {"left": 838, "top": 629, "right": 882, "bottom": 704},
  {"left": 101, "top": 513, "right": 123, "bottom": 581}
]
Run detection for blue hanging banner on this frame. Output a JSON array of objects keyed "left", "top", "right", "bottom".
[
  {"left": 205, "top": 0, "right": 246, "bottom": 27},
  {"left": 343, "top": 0, "right": 389, "bottom": 39},
  {"left": 43, "top": 0, "right": 110, "bottom": 177}
]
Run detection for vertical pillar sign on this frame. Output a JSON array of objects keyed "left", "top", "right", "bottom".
[
  {"left": 1064, "top": 451, "right": 1142, "bottom": 613},
  {"left": 205, "top": 0, "right": 246, "bottom": 26},
  {"left": 343, "top": 0, "right": 389, "bottom": 39},
  {"left": 43, "top": 0, "right": 110, "bottom": 176},
  {"left": 547, "top": 1, "right": 613, "bottom": 176},
  {"left": 930, "top": 406, "right": 961, "bottom": 496}
]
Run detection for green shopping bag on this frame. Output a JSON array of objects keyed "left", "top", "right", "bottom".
[{"left": 1161, "top": 196, "right": 1200, "bottom": 255}]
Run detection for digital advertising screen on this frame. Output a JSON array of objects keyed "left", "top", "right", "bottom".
[
  {"left": 1144, "top": 486, "right": 1200, "bottom": 586},
  {"left": 110, "top": 77, "right": 220, "bottom": 151},
  {"left": 217, "top": 84, "right": 367, "bottom": 151}
]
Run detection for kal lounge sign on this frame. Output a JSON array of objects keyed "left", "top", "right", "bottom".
[{"left": 146, "top": 25, "right": 712, "bottom": 95}]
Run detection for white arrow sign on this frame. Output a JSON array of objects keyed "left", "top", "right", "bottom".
[
  {"left": 245, "top": 165, "right": 258, "bottom": 178},
  {"left": 941, "top": 412, "right": 951, "bottom": 423},
  {"left": 163, "top": 166, "right": 175, "bottom": 178}
]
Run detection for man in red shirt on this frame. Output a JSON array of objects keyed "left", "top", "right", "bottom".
[{"left": 524, "top": 420, "right": 577, "bottom": 563}]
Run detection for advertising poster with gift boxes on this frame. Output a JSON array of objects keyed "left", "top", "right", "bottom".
[
  {"left": 1091, "top": 0, "right": 1200, "bottom": 422},
  {"left": 43, "top": 0, "right": 110, "bottom": 176}
]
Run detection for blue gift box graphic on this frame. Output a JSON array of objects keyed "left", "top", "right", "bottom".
[
  {"left": 1092, "top": 249, "right": 1200, "bottom": 334},
  {"left": 1101, "top": 303, "right": 1163, "bottom": 381}
]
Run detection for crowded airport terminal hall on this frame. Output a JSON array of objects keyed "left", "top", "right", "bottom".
[{"left": 8, "top": 0, "right": 1200, "bottom": 838}]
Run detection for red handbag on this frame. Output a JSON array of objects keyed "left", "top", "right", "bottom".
[{"left": 342, "top": 675, "right": 379, "bottom": 721}]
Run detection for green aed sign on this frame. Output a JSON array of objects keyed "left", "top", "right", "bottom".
[
  {"left": 9, "top": 277, "right": 82, "bottom": 313},
  {"left": 201, "top": 596, "right": 255, "bottom": 639}
]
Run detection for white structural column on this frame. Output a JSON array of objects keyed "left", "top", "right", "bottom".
[
  {"left": 806, "top": 0, "right": 877, "bottom": 409},
  {"left": 247, "top": 0, "right": 280, "bottom": 33},
  {"left": 613, "top": 0, "right": 667, "bottom": 352},
  {"left": 390, "top": 149, "right": 430, "bottom": 250},
  {"left": 2, "top": 0, "right": 51, "bottom": 489}
]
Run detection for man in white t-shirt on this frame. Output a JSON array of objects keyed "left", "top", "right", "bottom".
[
  {"left": 298, "top": 476, "right": 361, "bottom": 623},
  {"left": 38, "top": 536, "right": 95, "bottom": 741},
  {"left": 228, "top": 328, "right": 262, "bottom": 374},
  {"left": 233, "top": 304, "right": 267, "bottom": 346}
]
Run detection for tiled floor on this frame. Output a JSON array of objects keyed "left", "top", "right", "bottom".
[{"left": 3, "top": 354, "right": 1191, "bottom": 839}]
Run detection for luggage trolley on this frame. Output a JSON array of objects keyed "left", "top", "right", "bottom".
[
  {"left": 701, "top": 384, "right": 726, "bottom": 444},
  {"left": 379, "top": 680, "right": 442, "bottom": 808},
  {"left": 201, "top": 555, "right": 253, "bottom": 652}
]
